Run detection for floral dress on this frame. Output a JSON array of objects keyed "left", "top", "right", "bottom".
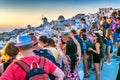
[{"left": 64, "top": 55, "right": 80, "bottom": 80}]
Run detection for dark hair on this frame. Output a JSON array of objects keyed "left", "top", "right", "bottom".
[
  {"left": 61, "top": 38, "right": 66, "bottom": 44},
  {"left": 81, "top": 18, "right": 86, "bottom": 21},
  {"left": 117, "top": 16, "right": 120, "bottom": 20},
  {"left": 70, "top": 29, "right": 77, "bottom": 34},
  {"left": 48, "top": 38, "right": 56, "bottom": 47},
  {"left": 94, "top": 33, "right": 103, "bottom": 48},
  {"left": 66, "top": 39, "right": 77, "bottom": 72},
  {"left": 117, "top": 10, "right": 120, "bottom": 16},
  {"left": 39, "top": 36, "right": 48, "bottom": 44},
  {"left": 79, "top": 28, "right": 86, "bottom": 37},
  {"left": 111, "top": 11, "right": 117, "bottom": 18},
  {"left": 81, "top": 34, "right": 87, "bottom": 40},
  {"left": 81, "top": 28, "right": 86, "bottom": 33},
  {"left": 102, "top": 16, "right": 106, "bottom": 20},
  {"left": 29, "top": 33, "right": 34, "bottom": 36},
  {"left": 30, "top": 35, "right": 38, "bottom": 46}
]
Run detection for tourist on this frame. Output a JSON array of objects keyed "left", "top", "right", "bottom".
[
  {"left": 105, "top": 28, "right": 113, "bottom": 65},
  {"left": 0, "top": 34, "right": 65, "bottom": 80},
  {"left": 57, "top": 32, "right": 81, "bottom": 79},
  {"left": 0, "top": 41, "right": 19, "bottom": 76},
  {"left": 88, "top": 33, "right": 103, "bottom": 80}
]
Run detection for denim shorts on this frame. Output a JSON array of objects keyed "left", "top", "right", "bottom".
[
  {"left": 106, "top": 39, "right": 113, "bottom": 53},
  {"left": 114, "top": 32, "right": 120, "bottom": 42},
  {"left": 106, "top": 39, "right": 112, "bottom": 46}
]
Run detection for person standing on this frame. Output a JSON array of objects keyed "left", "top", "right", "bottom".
[
  {"left": 0, "top": 34, "right": 65, "bottom": 80},
  {"left": 88, "top": 33, "right": 103, "bottom": 80},
  {"left": 57, "top": 32, "right": 81, "bottom": 80}
]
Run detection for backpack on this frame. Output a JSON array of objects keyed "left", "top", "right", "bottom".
[
  {"left": 33, "top": 49, "right": 56, "bottom": 65},
  {"left": 33, "top": 49, "right": 56, "bottom": 80},
  {"left": 116, "top": 24, "right": 120, "bottom": 33},
  {"left": 15, "top": 57, "right": 49, "bottom": 80}
]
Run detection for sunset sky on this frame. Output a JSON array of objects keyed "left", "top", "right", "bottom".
[{"left": 0, "top": 0, "right": 120, "bottom": 32}]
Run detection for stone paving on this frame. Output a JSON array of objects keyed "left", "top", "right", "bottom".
[
  {"left": 83, "top": 58, "right": 119, "bottom": 80},
  {"left": 78, "top": 47, "right": 120, "bottom": 80}
]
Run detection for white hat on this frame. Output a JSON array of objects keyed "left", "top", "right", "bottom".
[{"left": 94, "top": 30, "right": 103, "bottom": 36}]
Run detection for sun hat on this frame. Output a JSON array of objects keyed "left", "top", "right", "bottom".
[
  {"left": 94, "top": 30, "right": 103, "bottom": 36},
  {"left": 15, "top": 34, "right": 33, "bottom": 46}
]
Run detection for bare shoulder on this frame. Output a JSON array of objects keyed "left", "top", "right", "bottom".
[{"left": 95, "top": 43, "right": 100, "bottom": 47}]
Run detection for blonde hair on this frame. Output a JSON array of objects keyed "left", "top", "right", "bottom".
[
  {"left": 105, "top": 28, "right": 112, "bottom": 39},
  {"left": 1, "top": 41, "right": 19, "bottom": 62}
]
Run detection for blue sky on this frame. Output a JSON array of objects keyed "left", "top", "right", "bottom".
[{"left": 0, "top": 0, "right": 120, "bottom": 32}]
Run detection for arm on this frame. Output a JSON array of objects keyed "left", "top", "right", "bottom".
[
  {"left": 90, "top": 43, "right": 100, "bottom": 54},
  {"left": 56, "top": 39, "right": 67, "bottom": 64},
  {"left": 0, "top": 63, "right": 3, "bottom": 75},
  {"left": 52, "top": 67, "right": 65, "bottom": 80},
  {"left": 110, "top": 35, "right": 113, "bottom": 43},
  {"left": 45, "top": 58, "right": 65, "bottom": 80},
  {"left": 70, "top": 34, "right": 81, "bottom": 59}
]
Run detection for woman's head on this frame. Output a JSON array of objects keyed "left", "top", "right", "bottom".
[
  {"left": 1, "top": 41, "right": 19, "bottom": 62},
  {"left": 93, "top": 33, "right": 100, "bottom": 41},
  {"left": 93, "top": 33, "right": 103, "bottom": 47},
  {"left": 66, "top": 39, "right": 77, "bottom": 55},
  {"left": 48, "top": 38, "right": 56, "bottom": 47}
]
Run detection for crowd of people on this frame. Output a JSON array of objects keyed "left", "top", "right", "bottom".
[{"left": 0, "top": 10, "right": 120, "bottom": 80}]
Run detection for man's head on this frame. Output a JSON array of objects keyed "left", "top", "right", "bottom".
[
  {"left": 15, "top": 34, "right": 33, "bottom": 51},
  {"left": 79, "top": 28, "right": 86, "bottom": 37},
  {"left": 80, "top": 18, "right": 86, "bottom": 24}
]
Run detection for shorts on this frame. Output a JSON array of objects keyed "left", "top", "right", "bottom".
[
  {"left": 105, "top": 40, "right": 113, "bottom": 53},
  {"left": 93, "top": 54, "right": 101, "bottom": 63},
  {"left": 114, "top": 32, "right": 120, "bottom": 42},
  {"left": 106, "top": 39, "right": 112, "bottom": 46}
]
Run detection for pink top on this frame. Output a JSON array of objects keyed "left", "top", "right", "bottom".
[{"left": 0, "top": 56, "right": 56, "bottom": 80}]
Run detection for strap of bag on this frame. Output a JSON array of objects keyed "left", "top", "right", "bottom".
[
  {"left": 39, "top": 57, "right": 46, "bottom": 69},
  {"left": 15, "top": 60, "right": 30, "bottom": 73},
  {"left": 15, "top": 57, "right": 46, "bottom": 73}
]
